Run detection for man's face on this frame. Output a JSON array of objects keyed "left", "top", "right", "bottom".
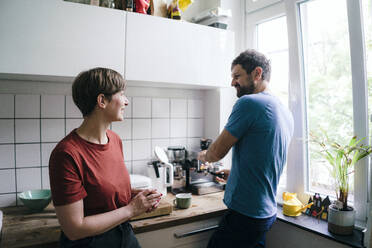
[{"left": 231, "top": 64, "right": 255, "bottom": 98}]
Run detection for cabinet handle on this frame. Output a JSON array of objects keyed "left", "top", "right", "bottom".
[{"left": 174, "top": 225, "right": 219, "bottom": 239}]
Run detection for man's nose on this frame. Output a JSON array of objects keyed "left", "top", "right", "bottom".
[{"left": 231, "top": 79, "right": 236, "bottom": 87}]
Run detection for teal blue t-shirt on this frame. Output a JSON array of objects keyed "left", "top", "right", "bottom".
[{"left": 224, "top": 92, "right": 294, "bottom": 218}]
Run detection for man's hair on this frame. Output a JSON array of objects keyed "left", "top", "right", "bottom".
[
  {"left": 231, "top": 49, "right": 271, "bottom": 81},
  {"left": 72, "top": 67, "right": 126, "bottom": 117}
]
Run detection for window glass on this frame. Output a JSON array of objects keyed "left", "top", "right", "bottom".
[
  {"left": 363, "top": 0, "right": 372, "bottom": 148},
  {"left": 256, "top": 16, "right": 289, "bottom": 187},
  {"left": 299, "top": 0, "right": 354, "bottom": 200}
]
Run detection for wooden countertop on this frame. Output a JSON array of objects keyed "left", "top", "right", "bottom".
[{"left": 0, "top": 192, "right": 226, "bottom": 248}]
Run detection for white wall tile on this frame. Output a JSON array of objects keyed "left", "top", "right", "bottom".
[
  {"left": 16, "top": 168, "right": 42, "bottom": 192},
  {"left": 42, "top": 143, "right": 57, "bottom": 166},
  {"left": 170, "top": 99, "right": 187, "bottom": 118},
  {"left": 16, "top": 144, "right": 40, "bottom": 168},
  {"left": 122, "top": 140, "right": 132, "bottom": 161},
  {"left": 123, "top": 96, "right": 132, "bottom": 118},
  {"left": 152, "top": 98, "right": 169, "bottom": 118},
  {"left": 0, "top": 94, "right": 14, "bottom": 118},
  {"left": 15, "top": 119, "right": 40, "bottom": 143},
  {"left": 42, "top": 167, "right": 50, "bottom": 189},
  {"left": 0, "top": 119, "right": 14, "bottom": 143},
  {"left": 0, "top": 169, "right": 15, "bottom": 193},
  {"left": 187, "top": 119, "right": 203, "bottom": 137},
  {"left": 151, "top": 139, "right": 170, "bottom": 155},
  {"left": 132, "top": 140, "right": 151, "bottom": 160},
  {"left": 0, "top": 194, "right": 16, "bottom": 207},
  {"left": 170, "top": 138, "right": 187, "bottom": 148},
  {"left": 0, "top": 145, "right": 15, "bottom": 169},
  {"left": 187, "top": 138, "right": 201, "bottom": 152},
  {"left": 112, "top": 120, "right": 131, "bottom": 140},
  {"left": 132, "top": 160, "right": 148, "bottom": 175},
  {"left": 41, "top": 95, "right": 65, "bottom": 118},
  {"left": 132, "top": 119, "right": 151, "bottom": 139},
  {"left": 15, "top": 95, "right": 40, "bottom": 118},
  {"left": 66, "top": 119, "right": 83, "bottom": 135},
  {"left": 132, "top": 97, "right": 151, "bottom": 118},
  {"left": 188, "top": 99, "right": 203, "bottom": 118},
  {"left": 152, "top": 119, "right": 169, "bottom": 138},
  {"left": 41, "top": 119, "right": 65, "bottom": 142},
  {"left": 170, "top": 119, "right": 187, "bottom": 138},
  {"left": 66, "top": 95, "right": 82, "bottom": 118}
]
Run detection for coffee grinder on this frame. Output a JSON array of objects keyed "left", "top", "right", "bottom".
[{"left": 167, "top": 146, "right": 188, "bottom": 194}]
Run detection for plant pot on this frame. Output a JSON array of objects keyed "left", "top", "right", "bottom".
[{"left": 328, "top": 204, "right": 355, "bottom": 235}]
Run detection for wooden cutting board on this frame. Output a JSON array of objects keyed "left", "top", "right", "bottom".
[{"left": 130, "top": 200, "right": 173, "bottom": 221}]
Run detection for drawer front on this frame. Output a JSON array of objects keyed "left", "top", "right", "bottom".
[{"left": 136, "top": 217, "right": 221, "bottom": 248}]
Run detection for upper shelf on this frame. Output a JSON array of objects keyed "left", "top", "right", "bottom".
[{"left": 0, "top": 0, "right": 234, "bottom": 89}]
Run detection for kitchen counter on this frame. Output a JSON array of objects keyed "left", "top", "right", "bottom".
[{"left": 0, "top": 192, "right": 226, "bottom": 248}]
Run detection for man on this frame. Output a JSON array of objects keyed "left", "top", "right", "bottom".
[{"left": 198, "top": 50, "right": 294, "bottom": 248}]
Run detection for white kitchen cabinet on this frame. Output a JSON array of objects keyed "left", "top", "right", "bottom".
[
  {"left": 125, "top": 12, "right": 234, "bottom": 88},
  {"left": 0, "top": 0, "right": 125, "bottom": 80},
  {"left": 135, "top": 217, "right": 220, "bottom": 248}
]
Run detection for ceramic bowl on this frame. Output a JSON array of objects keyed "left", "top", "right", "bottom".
[{"left": 19, "top": 189, "right": 52, "bottom": 211}]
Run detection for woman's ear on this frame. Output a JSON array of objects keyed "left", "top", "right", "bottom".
[{"left": 96, "top": 94, "right": 106, "bottom": 109}]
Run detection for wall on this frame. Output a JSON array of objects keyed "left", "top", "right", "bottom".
[{"left": 0, "top": 79, "right": 206, "bottom": 207}]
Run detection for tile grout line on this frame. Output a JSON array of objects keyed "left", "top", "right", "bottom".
[
  {"left": 40, "top": 95, "right": 43, "bottom": 190},
  {"left": 13, "top": 94, "right": 17, "bottom": 206}
]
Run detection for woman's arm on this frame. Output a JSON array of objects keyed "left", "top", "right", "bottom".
[{"left": 55, "top": 189, "right": 161, "bottom": 241}]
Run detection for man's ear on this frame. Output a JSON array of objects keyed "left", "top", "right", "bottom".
[
  {"left": 253, "top": 67, "right": 263, "bottom": 80},
  {"left": 96, "top": 94, "right": 106, "bottom": 109}
]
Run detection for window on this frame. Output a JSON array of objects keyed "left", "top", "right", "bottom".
[
  {"left": 363, "top": 0, "right": 372, "bottom": 147},
  {"left": 299, "top": 0, "right": 354, "bottom": 199},
  {"left": 246, "top": 1, "right": 369, "bottom": 221},
  {"left": 256, "top": 16, "right": 289, "bottom": 187}
]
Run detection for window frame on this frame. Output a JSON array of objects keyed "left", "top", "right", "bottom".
[{"left": 245, "top": 0, "right": 370, "bottom": 226}]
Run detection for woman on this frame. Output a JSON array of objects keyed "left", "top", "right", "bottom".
[{"left": 49, "top": 68, "right": 161, "bottom": 248}]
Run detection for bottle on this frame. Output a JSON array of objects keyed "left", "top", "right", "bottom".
[{"left": 126, "top": 0, "right": 133, "bottom": 11}]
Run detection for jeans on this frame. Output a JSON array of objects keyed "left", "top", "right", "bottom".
[
  {"left": 207, "top": 209, "right": 276, "bottom": 248},
  {"left": 60, "top": 222, "right": 141, "bottom": 248}
]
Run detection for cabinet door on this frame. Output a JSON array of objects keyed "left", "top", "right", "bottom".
[
  {"left": 0, "top": 0, "right": 125, "bottom": 80},
  {"left": 125, "top": 12, "right": 234, "bottom": 87},
  {"left": 135, "top": 217, "right": 220, "bottom": 248}
]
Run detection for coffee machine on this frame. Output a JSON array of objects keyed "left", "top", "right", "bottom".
[{"left": 168, "top": 139, "right": 225, "bottom": 195}]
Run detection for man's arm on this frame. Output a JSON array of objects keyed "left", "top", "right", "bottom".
[{"left": 199, "top": 129, "right": 238, "bottom": 162}]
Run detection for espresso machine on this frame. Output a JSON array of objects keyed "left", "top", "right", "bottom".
[{"left": 168, "top": 139, "right": 225, "bottom": 195}]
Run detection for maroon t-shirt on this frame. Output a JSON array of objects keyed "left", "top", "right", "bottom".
[{"left": 49, "top": 129, "right": 131, "bottom": 216}]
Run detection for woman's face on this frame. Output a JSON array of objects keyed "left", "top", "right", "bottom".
[{"left": 106, "top": 91, "right": 129, "bottom": 122}]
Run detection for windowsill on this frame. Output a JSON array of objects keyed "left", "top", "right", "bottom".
[{"left": 276, "top": 206, "right": 366, "bottom": 248}]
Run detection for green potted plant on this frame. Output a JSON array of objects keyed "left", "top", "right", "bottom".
[{"left": 311, "top": 133, "right": 372, "bottom": 235}]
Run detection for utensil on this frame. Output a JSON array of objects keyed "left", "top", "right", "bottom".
[{"left": 153, "top": 146, "right": 174, "bottom": 194}]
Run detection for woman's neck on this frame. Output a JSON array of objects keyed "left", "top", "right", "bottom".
[{"left": 76, "top": 113, "right": 110, "bottom": 144}]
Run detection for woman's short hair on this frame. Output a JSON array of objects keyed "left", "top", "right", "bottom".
[
  {"left": 231, "top": 49, "right": 271, "bottom": 81},
  {"left": 72, "top": 67, "right": 126, "bottom": 117}
]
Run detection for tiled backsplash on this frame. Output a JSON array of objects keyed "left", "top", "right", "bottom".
[{"left": 0, "top": 93, "right": 204, "bottom": 207}]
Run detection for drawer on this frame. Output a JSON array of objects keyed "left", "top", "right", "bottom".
[{"left": 136, "top": 217, "right": 221, "bottom": 248}]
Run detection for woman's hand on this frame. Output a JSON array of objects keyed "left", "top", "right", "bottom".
[
  {"left": 214, "top": 169, "right": 230, "bottom": 183},
  {"left": 128, "top": 189, "right": 162, "bottom": 217}
]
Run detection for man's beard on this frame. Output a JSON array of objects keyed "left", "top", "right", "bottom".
[{"left": 235, "top": 83, "right": 255, "bottom": 98}]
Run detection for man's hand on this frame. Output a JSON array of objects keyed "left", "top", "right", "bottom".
[
  {"left": 214, "top": 169, "right": 230, "bottom": 183},
  {"left": 197, "top": 150, "right": 207, "bottom": 162}
]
